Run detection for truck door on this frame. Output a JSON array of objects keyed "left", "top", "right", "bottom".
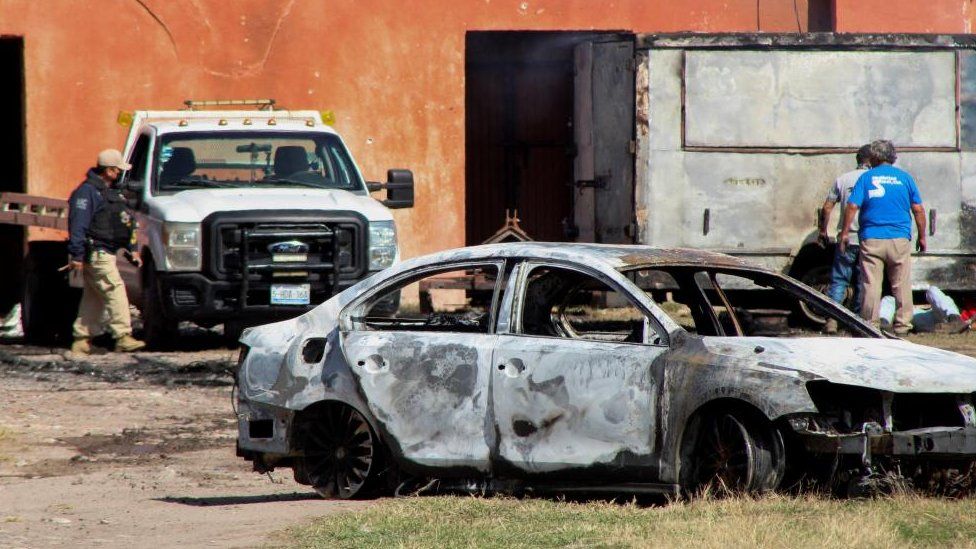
[
  {"left": 573, "top": 39, "right": 636, "bottom": 244},
  {"left": 119, "top": 132, "right": 153, "bottom": 303}
]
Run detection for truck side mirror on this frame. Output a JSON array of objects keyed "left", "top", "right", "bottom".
[
  {"left": 123, "top": 179, "right": 145, "bottom": 209},
  {"left": 367, "top": 169, "right": 414, "bottom": 209}
]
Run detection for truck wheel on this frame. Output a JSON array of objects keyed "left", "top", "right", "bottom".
[
  {"left": 22, "top": 242, "right": 80, "bottom": 345},
  {"left": 141, "top": 261, "right": 179, "bottom": 350},
  {"left": 798, "top": 266, "right": 832, "bottom": 326}
]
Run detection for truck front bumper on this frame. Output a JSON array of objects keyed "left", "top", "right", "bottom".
[
  {"left": 157, "top": 272, "right": 366, "bottom": 324},
  {"left": 798, "top": 426, "right": 976, "bottom": 463}
]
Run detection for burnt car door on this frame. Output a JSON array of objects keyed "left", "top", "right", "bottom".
[
  {"left": 490, "top": 261, "right": 670, "bottom": 480},
  {"left": 339, "top": 261, "right": 505, "bottom": 473}
]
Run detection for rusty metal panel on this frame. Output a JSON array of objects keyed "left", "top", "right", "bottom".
[
  {"left": 637, "top": 48, "right": 976, "bottom": 286},
  {"left": 683, "top": 50, "right": 958, "bottom": 149},
  {"left": 959, "top": 50, "right": 976, "bottom": 151}
]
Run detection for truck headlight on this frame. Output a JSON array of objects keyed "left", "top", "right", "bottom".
[
  {"left": 163, "top": 222, "right": 202, "bottom": 271},
  {"left": 368, "top": 221, "right": 397, "bottom": 271}
]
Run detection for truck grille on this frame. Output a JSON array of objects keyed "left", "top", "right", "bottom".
[
  {"left": 216, "top": 222, "right": 360, "bottom": 275},
  {"left": 203, "top": 211, "right": 368, "bottom": 309}
]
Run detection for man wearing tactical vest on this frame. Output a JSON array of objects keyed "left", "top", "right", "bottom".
[{"left": 66, "top": 149, "right": 146, "bottom": 354}]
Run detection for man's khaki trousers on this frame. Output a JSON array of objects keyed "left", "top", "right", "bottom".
[
  {"left": 72, "top": 250, "right": 133, "bottom": 339},
  {"left": 859, "top": 238, "right": 913, "bottom": 332}
]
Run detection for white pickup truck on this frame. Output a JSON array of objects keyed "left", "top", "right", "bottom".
[{"left": 19, "top": 99, "right": 413, "bottom": 347}]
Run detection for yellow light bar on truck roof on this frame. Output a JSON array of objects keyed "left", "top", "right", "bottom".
[
  {"left": 117, "top": 111, "right": 134, "bottom": 127},
  {"left": 184, "top": 99, "right": 277, "bottom": 111},
  {"left": 320, "top": 110, "right": 336, "bottom": 126}
]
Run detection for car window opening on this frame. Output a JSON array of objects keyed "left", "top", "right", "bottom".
[
  {"left": 355, "top": 264, "right": 500, "bottom": 334},
  {"left": 626, "top": 266, "right": 873, "bottom": 338},
  {"left": 520, "top": 265, "right": 666, "bottom": 345}
]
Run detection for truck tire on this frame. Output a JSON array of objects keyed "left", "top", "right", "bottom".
[
  {"left": 798, "top": 265, "right": 832, "bottom": 326},
  {"left": 22, "top": 242, "right": 80, "bottom": 345},
  {"left": 141, "top": 260, "right": 179, "bottom": 350}
]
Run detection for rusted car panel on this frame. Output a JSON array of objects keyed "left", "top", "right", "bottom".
[{"left": 235, "top": 243, "right": 976, "bottom": 496}]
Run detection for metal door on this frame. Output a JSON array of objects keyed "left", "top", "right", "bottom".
[{"left": 573, "top": 40, "right": 636, "bottom": 244}]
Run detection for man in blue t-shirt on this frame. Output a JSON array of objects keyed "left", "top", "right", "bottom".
[{"left": 838, "top": 139, "right": 926, "bottom": 335}]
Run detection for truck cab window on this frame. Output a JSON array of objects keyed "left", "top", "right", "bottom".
[
  {"left": 153, "top": 131, "right": 366, "bottom": 194},
  {"left": 127, "top": 134, "right": 151, "bottom": 184}
]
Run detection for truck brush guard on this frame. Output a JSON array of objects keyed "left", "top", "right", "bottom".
[
  {"left": 237, "top": 223, "right": 343, "bottom": 309},
  {"left": 204, "top": 210, "right": 367, "bottom": 311}
]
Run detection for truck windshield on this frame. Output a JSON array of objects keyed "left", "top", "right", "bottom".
[{"left": 154, "top": 131, "right": 366, "bottom": 194}]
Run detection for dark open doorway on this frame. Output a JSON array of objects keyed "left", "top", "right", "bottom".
[
  {"left": 0, "top": 37, "right": 26, "bottom": 314},
  {"left": 465, "top": 31, "right": 630, "bottom": 245}
]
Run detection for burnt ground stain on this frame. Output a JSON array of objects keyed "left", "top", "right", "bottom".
[{"left": 0, "top": 345, "right": 235, "bottom": 387}]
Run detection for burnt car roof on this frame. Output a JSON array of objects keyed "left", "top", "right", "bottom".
[{"left": 424, "top": 242, "right": 760, "bottom": 271}]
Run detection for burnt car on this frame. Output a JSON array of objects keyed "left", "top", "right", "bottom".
[{"left": 235, "top": 243, "right": 976, "bottom": 498}]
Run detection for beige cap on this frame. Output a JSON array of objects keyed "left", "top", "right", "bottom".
[{"left": 96, "top": 149, "right": 132, "bottom": 170}]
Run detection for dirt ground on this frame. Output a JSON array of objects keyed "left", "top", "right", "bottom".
[
  {"left": 2, "top": 328, "right": 976, "bottom": 548},
  {"left": 0, "top": 328, "right": 367, "bottom": 549}
]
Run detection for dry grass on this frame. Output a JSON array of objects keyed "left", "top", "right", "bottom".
[{"left": 278, "top": 493, "right": 976, "bottom": 548}]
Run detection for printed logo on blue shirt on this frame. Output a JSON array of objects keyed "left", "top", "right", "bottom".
[{"left": 849, "top": 164, "right": 922, "bottom": 240}]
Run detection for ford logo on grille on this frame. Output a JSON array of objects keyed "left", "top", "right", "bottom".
[{"left": 268, "top": 240, "right": 310, "bottom": 254}]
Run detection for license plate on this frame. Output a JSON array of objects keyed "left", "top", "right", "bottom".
[
  {"left": 270, "top": 284, "right": 310, "bottom": 305},
  {"left": 272, "top": 253, "right": 308, "bottom": 263}
]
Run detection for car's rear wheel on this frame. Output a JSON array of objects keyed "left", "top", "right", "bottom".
[
  {"left": 682, "top": 409, "right": 784, "bottom": 496},
  {"left": 298, "top": 403, "right": 383, "bottom": 499}
]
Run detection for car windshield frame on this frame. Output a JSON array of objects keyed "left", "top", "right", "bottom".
[{"left": 151, "top": 130, "right": 366, "bottom": 195}]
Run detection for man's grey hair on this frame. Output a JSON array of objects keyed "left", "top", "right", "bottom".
[{"left": 868, "top": 139, "right": 897, "bottom": 166}]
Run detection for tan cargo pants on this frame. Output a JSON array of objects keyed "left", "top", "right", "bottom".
[
  {"left": 72, "top": 250, "right": 133, "bottom": 339},
  {"left": 859, "top": 238, "right": 913, "bottom": 332}
]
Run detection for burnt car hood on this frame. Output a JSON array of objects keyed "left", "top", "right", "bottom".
[{"left": 701, "top": 337, "right": 976, "bottom": 393}]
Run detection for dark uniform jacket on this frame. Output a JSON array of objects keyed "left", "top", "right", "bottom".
[{"left": 67, "top": 169, "right": 135, "bottom": 262}]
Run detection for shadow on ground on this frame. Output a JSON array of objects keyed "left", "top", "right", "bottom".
[{"left": 157, "top": 492, "right": 321, "bottom": 506}]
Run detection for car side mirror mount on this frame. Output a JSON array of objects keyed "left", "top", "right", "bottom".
[{"left": 367, "top": 169, "right": 414, "bottom": 209}]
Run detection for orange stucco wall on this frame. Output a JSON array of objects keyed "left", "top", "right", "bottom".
[
  {"left": 0, "top": 0, "right": 972, "bottom": 258},
  {"left": 835, "top": 0, "right": 973, "bottom": 33}
]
